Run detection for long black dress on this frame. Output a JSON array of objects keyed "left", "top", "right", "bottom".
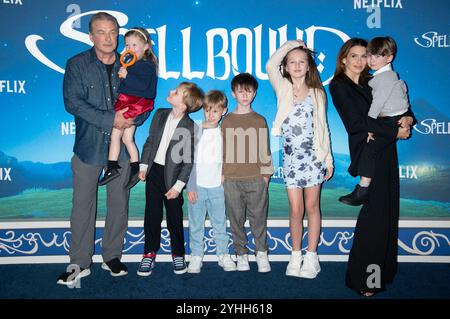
[{"left": 329, "top": 73, "right": 415, "bottom": 293}]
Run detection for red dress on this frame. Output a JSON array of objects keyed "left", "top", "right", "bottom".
[
  {"left": 114, "top": 59, "right": 157, "bottom": 119},
  {"left": 114, "top": 93, "right": 154, "bottom": 119}
]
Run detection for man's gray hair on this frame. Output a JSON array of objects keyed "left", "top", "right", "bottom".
[{"left": 89, "top": 12, "right": 119, "bottom": 33}]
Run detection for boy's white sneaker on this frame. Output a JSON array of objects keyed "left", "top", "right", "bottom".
[
  {"left": 236, "top": 254, "right": 250, "bottom": 271},
  {"left": 285, "top": 251, "right": 303, "bottom": 277},
  {"left": 299, "top": 251, "right": 321, "bottom": 279},
  {"left": 187, "top": 255, "right": 203, "bottom": 274},
  {"left": 255, "top": 251, "right": 271, "bottom": 273},
  {"left": 218, "top": 254, "right": 237, "bottom": 271}
]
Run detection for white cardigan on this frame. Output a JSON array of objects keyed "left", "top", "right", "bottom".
[{"left": 266, "top": 40, "right": 333, "bottom": 168}]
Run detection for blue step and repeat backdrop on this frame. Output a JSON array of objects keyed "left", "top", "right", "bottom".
[{"left": 0, "top": 1, "right": 449, "bottom": 260}]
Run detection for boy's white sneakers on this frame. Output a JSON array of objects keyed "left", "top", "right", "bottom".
[
  {"left": 255, "top": 251, "right": 271, "bottom": 273},
  {"left": 299, "top": 251, "right": 321, "bottom": 279},
  {"left": 285, "top": 250, "right": 303, "bottom": 277},
  {"left": 236, "top": 254, "right": 250, "bottom": 271},
  {"left": 218, "top": 254, "right": 237, "bottom": 271},
  {"left": 187, "top": 255, "right": 203, "bottom": 274}
]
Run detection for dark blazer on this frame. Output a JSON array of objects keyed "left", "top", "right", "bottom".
[
  {"left": 141, "top": 108, "right": 196, "bottom": 190},
  {"left": 329, "top": 74, "right": 399, "bottom": 177}
]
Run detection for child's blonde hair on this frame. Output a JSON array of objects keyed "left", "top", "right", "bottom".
[
  {"left": 204, "top": 90, "right": 227, "bottom": 111},
  {"left": 179, "top": 82, "right": 204, "bottom": 113}
]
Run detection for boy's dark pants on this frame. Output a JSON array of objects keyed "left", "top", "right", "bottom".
[
  {"left": 357, "top": 115, "right": 402, "bottom": 178},
  {"left": 144, "top": 163, "right": 185, "bottom": 256}
]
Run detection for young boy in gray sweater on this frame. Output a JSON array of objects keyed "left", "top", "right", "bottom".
[{"left": 340, "top": 36, "right": 411, "bottom": 206}]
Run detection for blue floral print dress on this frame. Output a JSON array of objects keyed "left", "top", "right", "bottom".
[{"left": 281, "top": 95, "right": 327, "bottom": 188}]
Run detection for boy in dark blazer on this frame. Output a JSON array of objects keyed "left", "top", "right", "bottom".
[{"left": 136, "top": 82, "right": 204, "bottom": 276}]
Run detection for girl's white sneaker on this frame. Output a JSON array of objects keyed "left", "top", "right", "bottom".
[
  {"left": 299, "top": 251, "right": 321, "bottom": 279},
  {"left": 285, "top": 251, "right": 303, "bottom": 277}
]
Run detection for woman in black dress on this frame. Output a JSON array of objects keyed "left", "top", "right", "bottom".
[{"left": 329, "top": 38, "right": 415, "bottom": 297}]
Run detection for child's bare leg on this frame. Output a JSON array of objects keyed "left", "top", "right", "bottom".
[
  {"left": 287, "top": 188, "right": 305, "bottom": 251},
  {"left": 122, "top": 126, "right": 141, "bottom": 187},
  {"left": 304, "top": 185, "right": 321, "bottom": 253},
  {"left": 122, "top": 125, "right": 138, "bottom": 162},
  {"left": 109, "top": 127, "right": 124, "bottom": 161}
]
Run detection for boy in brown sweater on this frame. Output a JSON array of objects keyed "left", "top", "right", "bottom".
[{"left": 221, "top": 73, "right": 274, "bottom": 272}]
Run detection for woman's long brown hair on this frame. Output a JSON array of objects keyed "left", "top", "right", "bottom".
[{"left": 333, "top": 38, "right": 369, "bottom": 83}]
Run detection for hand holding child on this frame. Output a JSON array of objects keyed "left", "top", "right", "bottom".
[
  {"left": 398, "top": 116, "right": 413, "bottom": 128},
  {"left": 397, "top": 126, "right": 410, "bottom": 140},
  {"left": 114, "top": 108, "right": 133, "bottom": 129}
]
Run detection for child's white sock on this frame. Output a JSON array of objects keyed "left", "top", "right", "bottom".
[{"left": 359, "top": 179, "right": 371, "bottom": 187}]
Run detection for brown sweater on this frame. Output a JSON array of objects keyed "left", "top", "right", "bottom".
[{"left": 221, "top": 111, "right": 274, "bottom": 180}]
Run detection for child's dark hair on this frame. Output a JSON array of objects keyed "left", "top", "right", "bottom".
[
  {"left": 124, "top": 27, "right": 158, "bottom": 71},
  {"left": 367, "top": 36, "right": 397, "bottom": 59},
  {"left": 204, "top": 90, "right": 227, "bottom": 111},
  {"left": 179, "top": 82, "right": 204, "bottom": 113},
  {"left": 231, "top": 73, "right": 258, "bottom": 92}
]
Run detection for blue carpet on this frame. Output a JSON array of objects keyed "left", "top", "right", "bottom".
[{"left": 0, "top": 262, "right": 449, "bottom": 299}]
